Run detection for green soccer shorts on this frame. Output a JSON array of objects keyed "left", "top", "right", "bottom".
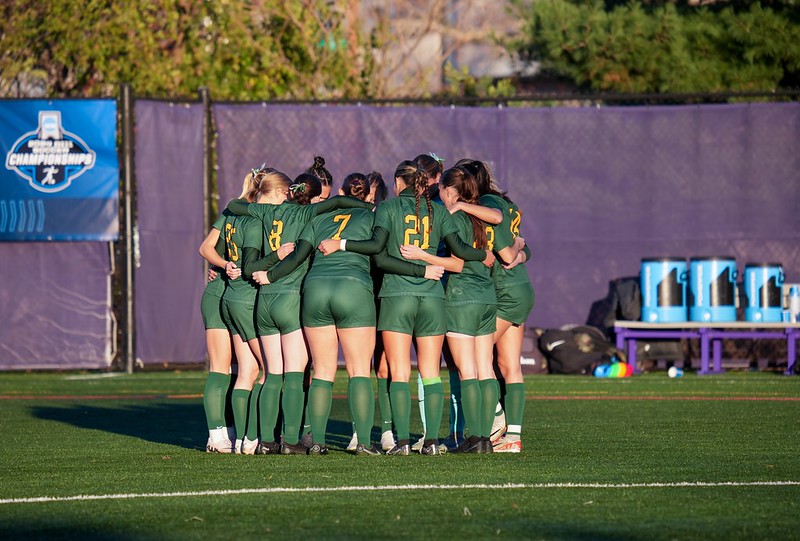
[
  {"left": 495, "top": 282, "right": 535, "bottom": 326},
  {"left": 446, "top": 302, "right": 497, "bottom": 336},
  {"left": 201, "top": 289, "right": 227, "bottom": 330},
  {"left": 221, "top": 297, "right": 256, "bottom": 340},
  {"left": 377, "top": 295, "right": 446, "bottom": 337},
  {"left": 256, "top": 292, "right": 302, "bottom": 336},
  {"left": 302, "top": 278, "right": 376, "bottom": 328}
]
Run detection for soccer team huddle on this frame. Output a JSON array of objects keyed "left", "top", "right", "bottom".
[{"left": 199, "top": 153, "right": 534, "bottom": 456}]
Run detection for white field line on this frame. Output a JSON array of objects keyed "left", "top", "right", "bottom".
[
  {"left": 63, "top": 373, "right": 127, "bottom": 380},
  {"left": 2, "top": 481, "right": 798, "bottom": 506}
]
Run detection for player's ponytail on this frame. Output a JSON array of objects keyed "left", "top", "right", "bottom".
[{"left": 342, "top": 172, "right": 369, "bottom": 201}]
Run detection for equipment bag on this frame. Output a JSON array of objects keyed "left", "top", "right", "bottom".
[{"left": 539, "top": 325, "right": 627, "bottom": 375}]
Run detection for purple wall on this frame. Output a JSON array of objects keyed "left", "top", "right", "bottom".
[
  {"left": 0, "top": 242, "right": 112, "bottom": 369},
  {"left": 2, "top": 101, "right": 797, "bottom": 370},
  {"left": 214, "top": 102, "right": 800, "bottom": 329},
  {"left": 133, "top": 101, "right": 206, "bottom": 364}
]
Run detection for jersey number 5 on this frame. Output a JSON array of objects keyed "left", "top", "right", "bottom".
[
  {"left": 403, "top": 215, "right": 430, "bottom": 249},
  {"left": 224, "top": 223, "right": 239, "bottom": 262}
]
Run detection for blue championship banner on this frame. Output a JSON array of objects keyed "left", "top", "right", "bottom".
[{"left": 0, "top": 100, "right": 119, "bottom": 241}]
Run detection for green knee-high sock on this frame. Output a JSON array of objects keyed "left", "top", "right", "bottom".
[
  {"left": 505, "top": 382, "right": 525, "bottom": 437},
  {"left": 231, "top": 388, "right": 251, "bottom": 440},
  {"left": 459, "top": 378, "right": 482, "bottom": 438},
  {"left": 282, "top": 372, "right": 305, "bottom": 444},
  {"left": 417, "top": 373, "right": 426, "bottom": 435},
  {"left": 308, "top": 378, "right": 333, "bottom": 445},
  {"left": 449, "top": 370, "right": 464, "bottom": 435},
  {"left": 390, "top": 381, "right": 411, "bottom": 442},
  {"left": 376, "top": 377, "right": 392, "bottom": 433},
  {"left": 349, "top": 376, "right": 375, "bottom": 445},
  {"left": 479, "top": 378, "right": 501, "bottom": 438},
  {"left": 203, "top": 372, "right": 230, "bottom": 431},
  {"left": 422, "top": 379, "right": 444, "bottom": 442},
  {"left": 245, "top": 382, "right": 262, "bottom": 441},
  {"left": 259, "top": 374, "right": 282, "bottom": 443}
]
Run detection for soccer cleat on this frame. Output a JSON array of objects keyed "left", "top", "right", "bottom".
[
  {"left": 241, "top": 437, "right": 259, "bottom": 455},
  {"left": 308, "top": 443, "right": 329, "bottom": 456},
  {"left": 477, "top": 438, "right": 494, "bottom": 454},
  {"left": 346, "top": 433, "right": 359, "bottom": 452},
  {"left": 355, "top": 443, "right": 382, "bottom": 456},
  {"left": 451, "top": 438, "right": 481, "bottom": 454},
  {"left": 492, "top": 436, "right": 522, "bottom": 453},
  {"left": 380, "top": 430, "right": 396, "bottom": 451},
  {"left": 441, "top": 432, "right": 465, "bottom": 452},
  {"left": 206, "top": 438, "right": 234, "bottom": 454},
  {"left": 411, "top": 435, "right": 426, "bottom": 452},
  {"left": 281, "top": 441, "right": 309, "bottom": 455},
  {"left": 300, "top": 432, "right": 313, "bottom": 448},
  {"left": 490, "top": 409, "right": 507, "bottom": 444},
  {"left": 420, "top": 441, "right": 442, "bottom": 455},
  {"left": 386, "top": 443, "right": 411, "bottom": 456},
  {"left": 256, "top": 441, "right": 281, "bottom": 455}
]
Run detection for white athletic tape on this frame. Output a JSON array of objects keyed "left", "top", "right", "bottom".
[{"left": 2, "top": 481, "right": 798, "bottom": 505}]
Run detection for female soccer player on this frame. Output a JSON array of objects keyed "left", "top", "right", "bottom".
[
  {"left": 228, "top": 172, "right": 370, "bottom": 454},
  {"left": 306, "top": 156, "right": 332, "bottom": 201},
  {"left": 319, "top": 160, "right": 495, "bottom": 456},
  {"left": 458, "top": 159, "right": 533, "bottom": 453},
  {"left": 347, "top": 171, "right": 396, "bottom": 452},
  {"left": 218, "top": 169, "right": 283, "bottom": 455},
  {"left": 256, "top": 173, "right": 444, "bottom": 455},
  {"left": 400, "top": 166, "right": 499, "bottom": 453},
  {"left": 197, "top": 170, "right": 255, "bottom": 453}
]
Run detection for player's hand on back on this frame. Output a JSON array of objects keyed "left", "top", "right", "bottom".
[
  {"left": 277, "top": 242, "right": 295, "bottom": 260},
  {"left": 482, "top": 250, "right": 496, "bottom": 268},
  {"left": 317, "top": 239, "right": 340, "bottom": 255},
  {"left": 399, "top": 244, "right": 426, "bottom": 261},
  {"left": 424, "top": 265, "right": 445, "bottom": 281}
]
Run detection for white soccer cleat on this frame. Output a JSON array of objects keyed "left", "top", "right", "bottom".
[
  {"left": 346, "top": 433, "right": 359, "bottom": 452},
  {"left": 206, "top": 438, "right": 234, "bottom": 454},
  {"left": 241, "top": 437, "right": 259, "bottom": 455},
  {"left": 411, "top": 435, "right": 425, "bottom": 452},
  {"left": 492, "top": 436, "right": 522, "bottom": 453},
  {"left": 490, "top": 409, "right": 507, "bottom": 444},
  {"left": 380, "top": 430, "right": 396, "bottom": 451}
]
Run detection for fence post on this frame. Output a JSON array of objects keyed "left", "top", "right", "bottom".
[
  {"left": 120, "top": 84, "right": 136, "bottom": 374},
  {"left": 199, "top": 87, "right": 212, "bottom": 370}
]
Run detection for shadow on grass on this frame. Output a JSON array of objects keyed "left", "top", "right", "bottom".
[
  {"left": 0, "top": 522, "right": 142, "bottom": 541},
  {"left": 31, "top": 400, "right": 420, "bottom": 452},
  {"left": 31, "top": 402, "right": 207, "bottom": 450}
]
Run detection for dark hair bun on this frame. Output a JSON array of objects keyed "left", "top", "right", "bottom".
[{"left": 313, "top": 156, "right": 325, "bottom": 169}]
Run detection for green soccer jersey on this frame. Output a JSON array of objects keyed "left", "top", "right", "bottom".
[
  {"left": 203, "top": 211, "right": 229, "bottom": 299},
  {"left": 221, "top": 212, "right": 261, "bottom": 301},
  {"left": 375, "top": 188, "right": 458, "bottom": 299},
  {"left": 480, "top": 193, "right": 532, "bottom": 288},
  {"left": 301, "top": 207, "right": 374, "bottom": 290},
  {"left": 445, "top": 210, "right": 496, "bottom": 305},
  {"left": 246, "top": 201, "right": 316, "bottom": 294}
]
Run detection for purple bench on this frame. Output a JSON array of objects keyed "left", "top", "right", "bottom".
[{"left": 613, "top": 321, "right": 799, "bottom": 375}]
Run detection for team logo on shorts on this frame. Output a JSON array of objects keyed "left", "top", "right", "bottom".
[{"left": 5, "top": 111, "right": 96, "bottom": 193}]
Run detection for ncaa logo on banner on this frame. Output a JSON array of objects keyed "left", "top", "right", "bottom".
[{"left": 5, "top": 110, "right": 96, "bottom": 193}]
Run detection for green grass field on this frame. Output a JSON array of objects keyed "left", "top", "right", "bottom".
[{"left": 1, "top": 370, "right": 798, "bottom": 540}]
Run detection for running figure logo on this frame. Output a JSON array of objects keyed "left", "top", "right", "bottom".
[{"left": 5, "top": 111, "right": 96, "bottom": 193}]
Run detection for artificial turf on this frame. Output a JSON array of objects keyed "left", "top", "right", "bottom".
[{"left": 0, "top": 370, "right": 798, "bottom": 540}]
